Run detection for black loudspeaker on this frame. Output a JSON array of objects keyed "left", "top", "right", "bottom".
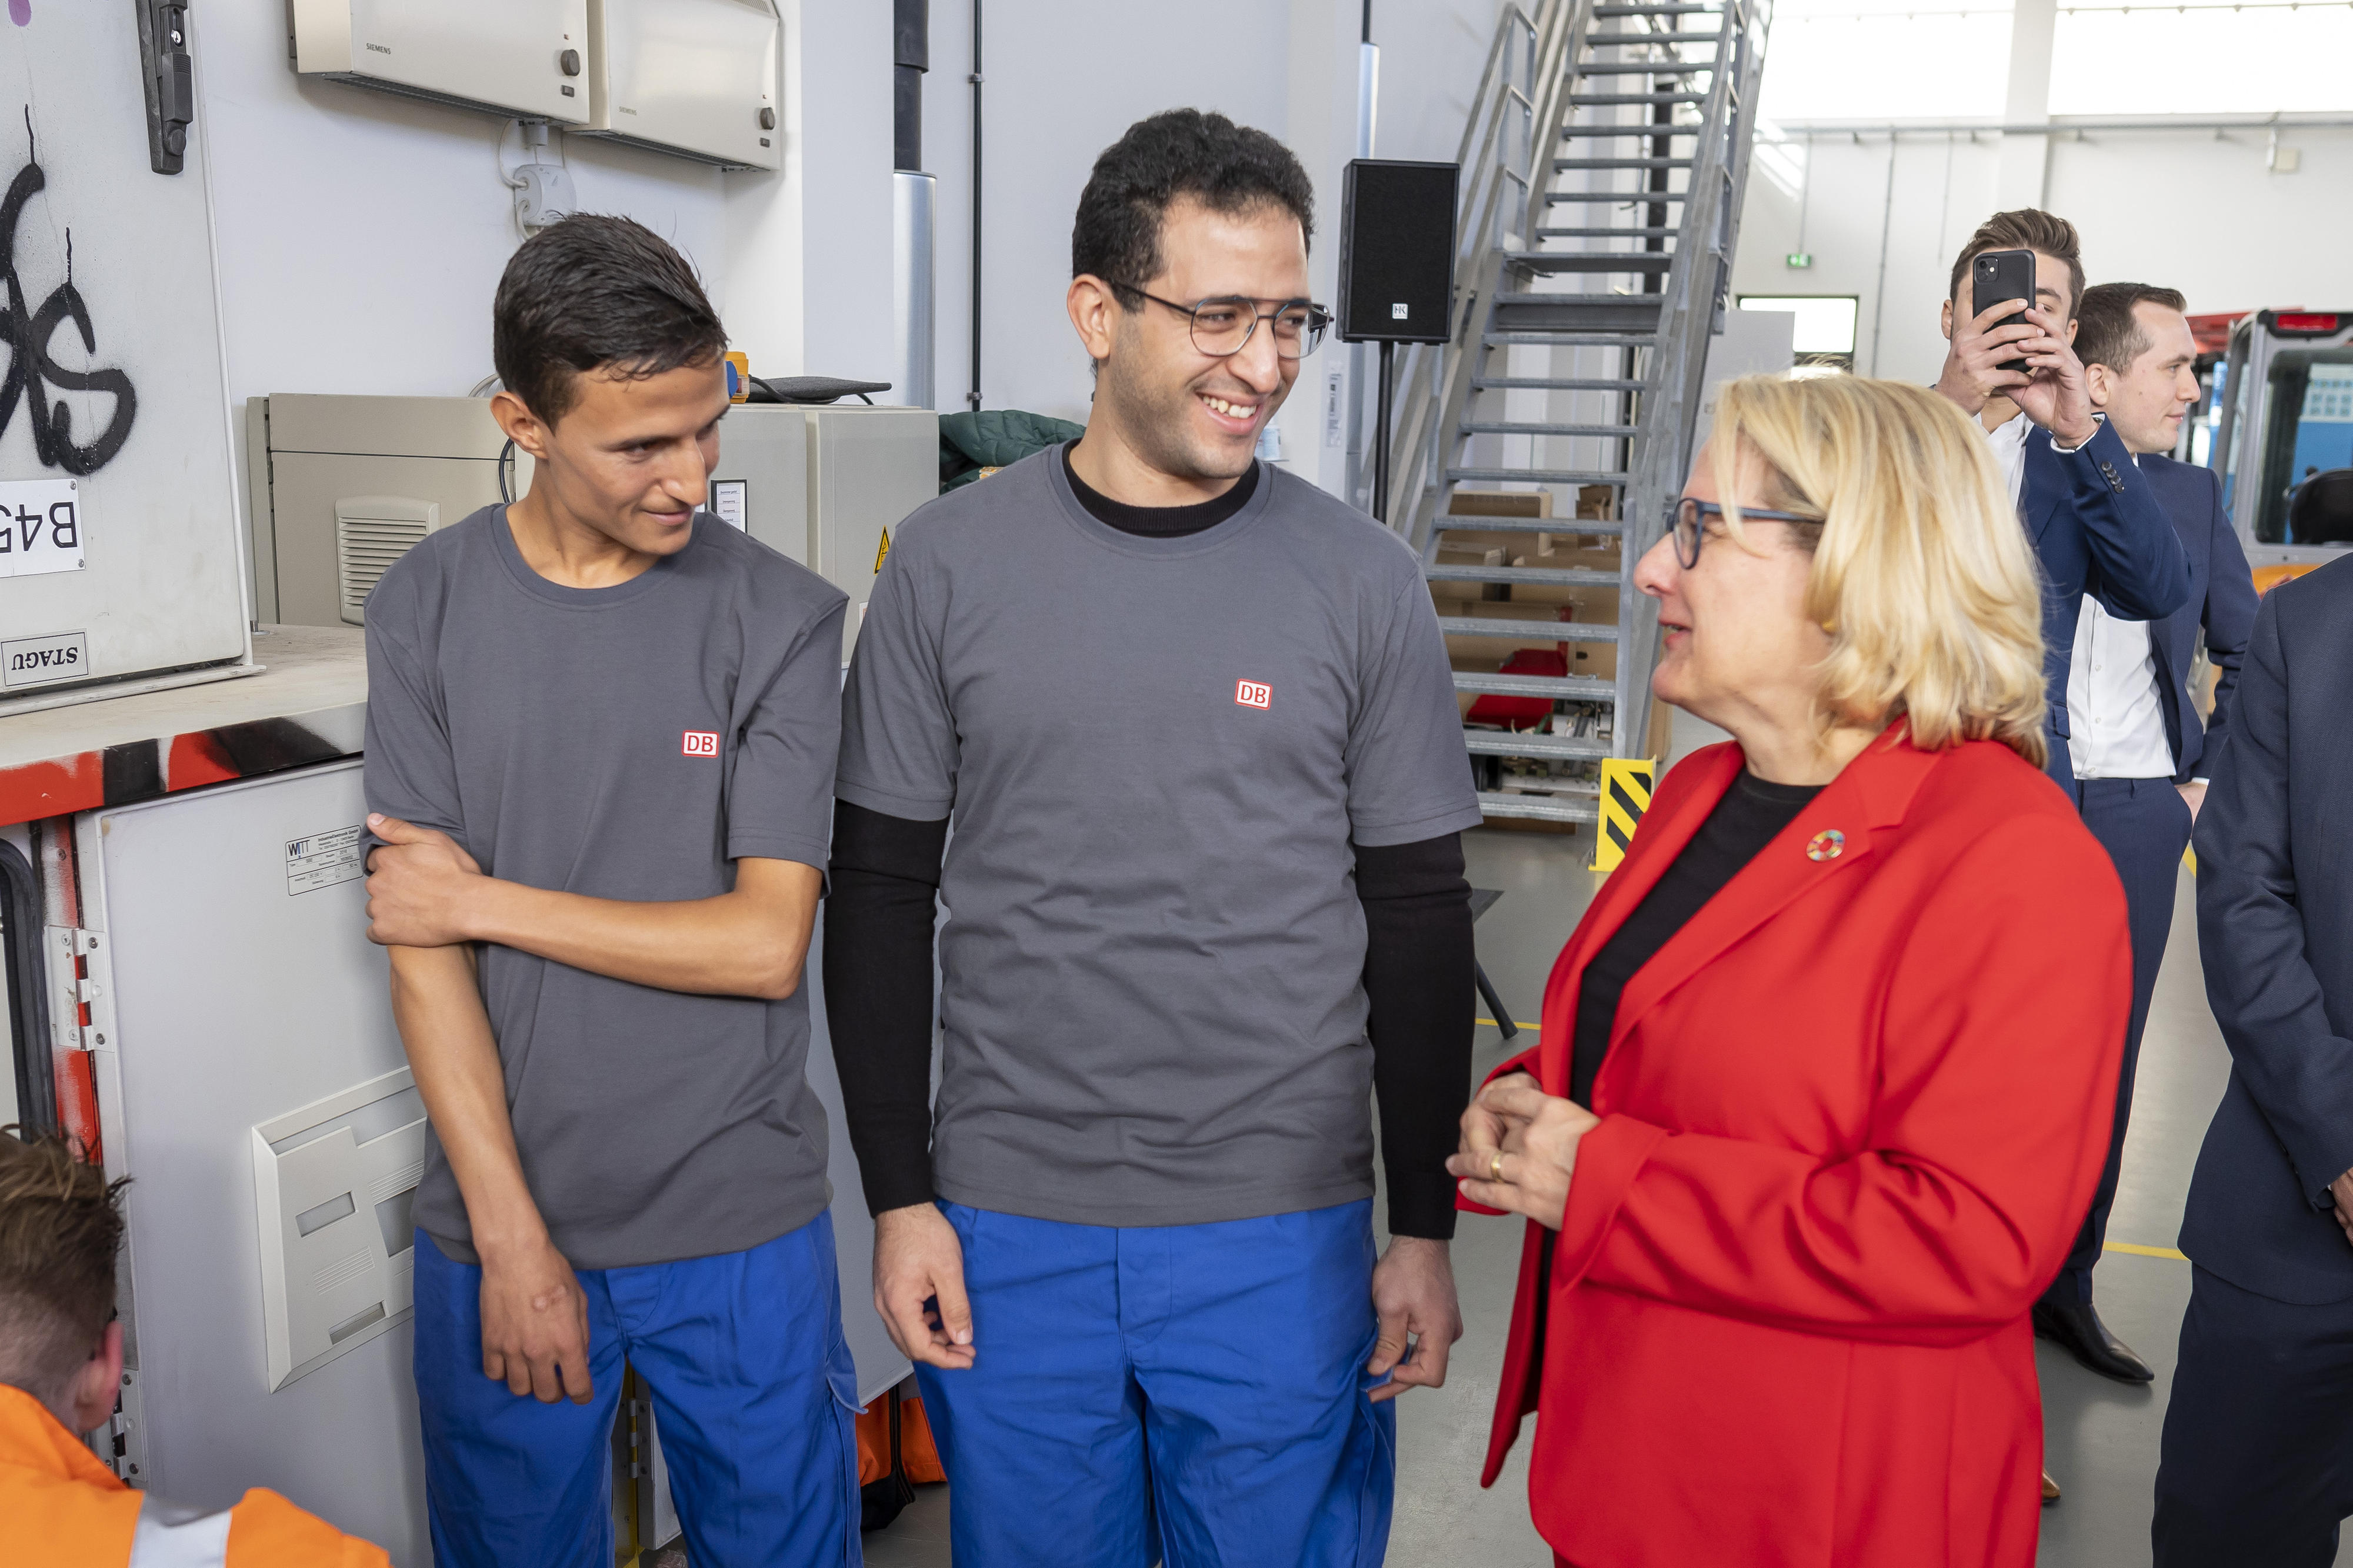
[{"left": 1337, "top": 159, "right": 1459, "bottom": 345}]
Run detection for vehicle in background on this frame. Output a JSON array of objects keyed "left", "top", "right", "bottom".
[{"left": 2209, "top": 309, "right": 2353, "bottom": 592}]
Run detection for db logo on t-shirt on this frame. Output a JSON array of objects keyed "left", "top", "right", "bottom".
[
  {"left": 681, "top": 730, "right": 721, "bottom": 757},
  {"left": 1235, "top": 680, "right": 1272, "bottom": 710}
]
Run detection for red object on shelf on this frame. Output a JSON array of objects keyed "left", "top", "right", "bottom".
[
  {"left": 2274, "top": 312, "right": 2342, "bottom": 336},
  {"left": 1465, "top": 648, "right": 1569, "bottom": 730},
  {"left": 2185, "top": 311, "right": 2248, "bottom": 355}
]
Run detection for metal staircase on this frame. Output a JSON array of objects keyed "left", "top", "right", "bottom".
[{"left": 1378, "top": 0, "right": 1774, "bottom": 825}]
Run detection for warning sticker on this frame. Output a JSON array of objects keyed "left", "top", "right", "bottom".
[{"left": 285, "top": 826, "right": 365, "bottom": 896}]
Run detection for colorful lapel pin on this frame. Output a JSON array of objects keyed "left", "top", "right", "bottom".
[{"left": 1805, "top": 829, "right": 1846, "bottom": 863}]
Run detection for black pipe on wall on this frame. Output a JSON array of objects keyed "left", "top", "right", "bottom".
[
  {"left": 894, "top": 0, "right": 928, "bottom": 173},
  {"left": 969, "top": 0, "right": 984, "bottom": 411}
]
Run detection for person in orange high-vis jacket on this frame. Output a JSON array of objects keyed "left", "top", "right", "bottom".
[{"left": 0, "top": 1131, "right": 389, "bottom": 1567}]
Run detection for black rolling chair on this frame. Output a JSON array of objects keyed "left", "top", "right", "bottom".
[{"left": 2288, "top": 468, "right": 2353, "bottom": 545}]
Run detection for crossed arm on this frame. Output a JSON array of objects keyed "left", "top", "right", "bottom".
[{"left": 366, "top": 814, "right": 822, "bottom": 1402}]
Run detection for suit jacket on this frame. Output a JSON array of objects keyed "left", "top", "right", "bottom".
[
  {"left": 1466, "top": 735, "right": 2129, "bottom": 1568},
  {"left": 2139, "top": 451, "right": 2258, "bottom": 783},
  {"left": 2020, "top": 419, "right": 2193, "bottom": 778},
  {"left": 2182, "top": 558, "right": 2353, "bottom": 1305}
]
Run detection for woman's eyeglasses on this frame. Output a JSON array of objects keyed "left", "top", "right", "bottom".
[{"left": 1668, "top": 498, "right": 1822, "bottom": 569}]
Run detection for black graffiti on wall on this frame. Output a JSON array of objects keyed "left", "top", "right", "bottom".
[{"left": 0, "top": 138, "right": 137, "bottom": 475}]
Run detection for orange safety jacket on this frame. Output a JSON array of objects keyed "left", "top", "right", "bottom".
[{"left": 0, "top": 1384, "right": 390, "bottom": 1567}]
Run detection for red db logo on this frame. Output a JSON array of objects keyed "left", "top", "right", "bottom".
[
  {"left": 1235, "top": 680, "right": 1272, "bottom": 710},
  {"left": 681, "top": 730, "right": 721, "bottom": 757}
]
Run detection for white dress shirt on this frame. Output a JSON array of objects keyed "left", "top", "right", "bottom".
[
  {"left": 2064, "top": 452, "right": 2178, "bottom": 781},
  {"left": 1987, "top": 409, "right": 2032, "bottom": 506}
]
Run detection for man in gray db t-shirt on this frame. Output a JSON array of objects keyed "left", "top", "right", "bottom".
[
  {"left": 827, "top": 111, "right": 1483, "bottom": 1566},
  {"left": 359, "top": 216, "right": 859, "bottom": 1568}
]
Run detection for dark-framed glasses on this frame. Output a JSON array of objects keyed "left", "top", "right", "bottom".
[
  {"left": 1113, "top": 282, "right": 1332, "bottom": 359},
  {"left": 1668, "top": 498, "right": 1822, "bottom": 568}
]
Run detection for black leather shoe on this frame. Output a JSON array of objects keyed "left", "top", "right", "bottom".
[{"left": 2032, "top": 1298, "right": 2155, "bottom": 1383}]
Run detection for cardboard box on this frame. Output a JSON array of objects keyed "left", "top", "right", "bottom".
[{"left": 1447, "top": 489, "right": 1551, "bottom": 521}]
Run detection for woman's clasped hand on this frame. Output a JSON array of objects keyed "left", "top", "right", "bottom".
[{"left": 1447, "top": 1073, "right": 1600, "bottom": 1231}]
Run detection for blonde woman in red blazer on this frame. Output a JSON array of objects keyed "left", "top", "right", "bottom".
[{"left": 1451, "top": 375, "right": 2132, "bottom": 1568}]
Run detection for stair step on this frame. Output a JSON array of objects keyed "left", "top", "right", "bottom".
[
  {"left": 1594, "top": 4, "right": 1728, "bottom": 15},
  {"left": 1432, "top": 516, "right": 1628, "bottom": 536},
  {"left": 1428, "top": 562, "right": 1621, "bottom": 587},
  {"left": 1473, "top": 375, "right": 1650, "bottom": 392},
  {"left": 1559, "top": 123, "right": 1698, "bottom": 138},
  {"left": 1544, "top": 191, "right": 1687, "bottom": 205},
  {"left": 1554, "top": 157, "right": 1695, "bottom": 171},
  {"left": 1456, "top": 670, "right": 1619, "bottom": 700},
  {"left": 1571, "top": 91, "right": 1709, "bottom": 105},
  {"left": 1475, "top": 789, "right": 1604, "bottom": 823},
  {"left": 1466, "top": 730, "right": 1613, "bottom": 761},
  {"left": 1482, "top": 332, "right": 1658, "bottom": 349},
  {"left": 1438, "top": 615, "right": 1622, "bottom": 642},
  {"left": 1587, "top": 29, "right": 1725, "bottom": 43},
  {"left": 1449, "top": 466, "right": 1641, "bottom": 484},
  {"left": 1531, "top": 227, "right": 1681, "bottom": 239},
  {"left": 1503, "top": 253, "right": 1675, "bottom": 273},
  {"left": 1574, "top": 59, "right": 1718, "bottom": 75},
  {"left": 1492, "top": 296, "right": 1662, "bottom": 333},
  {"left": 1462, "top": 420, "right": 1642, "bottom": 438}
]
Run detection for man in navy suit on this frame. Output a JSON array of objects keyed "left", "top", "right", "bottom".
[
  {"left": 2027, "top": 283, "right": 2258, "bottom": 1383},
  {"left": 1933, "top": 216, "right": 2192, "bottom": 1403},
  {"left": 2154, "top": 552, "right": 2353, "bottom": 1565},
  {"left": 1932, "top": 211, "right": 2193, "bottom": 791}
]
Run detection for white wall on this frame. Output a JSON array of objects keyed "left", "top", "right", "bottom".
[
  {"left": 193, "top": 2, "right": 893, "bottom": 405},
  {"left": 1731, "top": 124, "right": 2353, "bottom": 388},
  {"left": 911, "top": 0, "right": 1509, "bottom": 489}
]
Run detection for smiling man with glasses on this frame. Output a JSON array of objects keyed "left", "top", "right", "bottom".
[{"left": 824, "top": 108, "right": 1483, "bottom": 1564}]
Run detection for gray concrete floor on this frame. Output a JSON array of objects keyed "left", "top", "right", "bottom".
[{"left": 855, "top": 718, "right": 2308, "bottom": 1564}]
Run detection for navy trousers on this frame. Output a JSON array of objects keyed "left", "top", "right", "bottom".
[
  {"left": 2155, "top": 1265, "right": 2353, "bottom": 1565},
  {"left": 2042, "top": 774, "right": 2194, "bottom": 1307}
]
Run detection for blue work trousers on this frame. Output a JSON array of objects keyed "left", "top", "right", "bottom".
[
  {"left": 915, "top": 1197, "right": 1395, "bottom": 1568},
  {"left": 412, "top": 1213, "right": 862, "bottom": 1568}
]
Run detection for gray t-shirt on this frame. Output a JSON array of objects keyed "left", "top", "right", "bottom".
[
  {"left": 364, "top": 506, "right": 848, "bottom": 1270},
  {"left": 836, "top": 450, "right": 1482, "bottom": 1227}
]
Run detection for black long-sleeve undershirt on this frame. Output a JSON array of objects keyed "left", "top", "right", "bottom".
[{"left": 822, "top": 803, "right": 1476, "bottom": 1239}]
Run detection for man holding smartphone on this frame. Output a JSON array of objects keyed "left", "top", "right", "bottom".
[{"left": 1933, "top": 212, "right": 2192, "bottom": 1470}]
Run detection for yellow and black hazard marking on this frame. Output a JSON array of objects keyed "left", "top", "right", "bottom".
[
  {"left": 1594, "top": 758, "right": 1656, "bottom": 873},
  {"left": 874, "top": 528, "right": 892, "bottom": 573}
]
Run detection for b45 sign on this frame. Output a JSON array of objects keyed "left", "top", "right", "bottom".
[{"left": 0, "top": 478, "right": 84, "bottom": 578}]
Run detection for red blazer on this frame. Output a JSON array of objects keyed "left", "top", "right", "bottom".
[{"left": 1468, "top": 733, "right": 2130, "bottom": 1568}]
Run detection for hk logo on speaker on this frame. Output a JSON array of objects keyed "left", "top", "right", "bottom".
[
  {"left": 682, "top": 730, "right": 721, "bottom": 757},
  {"left": 1391, "top": 303, "right": 1409, "bottom": 319},
  {"left": 1235, "top": 680, "right": 1272, "bottom": 710}
]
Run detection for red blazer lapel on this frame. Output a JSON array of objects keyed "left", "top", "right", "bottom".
[
  {"left": 1534, "top": 745, "right": 1745, "bottom": 1090},
  {"left": 1588, "top": 732, "right": 1944, "bottom": 1109}
]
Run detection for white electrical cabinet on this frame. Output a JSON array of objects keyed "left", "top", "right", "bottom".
[
  {"left": 72, "top": 750, "right": 908, "bottom": 1565},
  {"left": 580, "top": 0, "right": 783, "bottom": 171},
  {"left": 0, "top": 8, "right": 253, "bottom": 715},
  {"left": 292, "top": 0, "right": 593, "bottom": 125},
  {"left": 708, "top": 405, "right": 939, "bottom": 663}
]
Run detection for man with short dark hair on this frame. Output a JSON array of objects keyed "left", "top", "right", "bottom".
[
  {"left": 0, "top": 1133, "right": 391, "bottom": 1563},
  {"left": 826, "top": 108, "right": 1480, "bottom": 1563},
  {"left": 359, "top": 214, "right": 858, "bottom": 1566},
  {"left": 2028, "top": 282, "right": 2258, "bottom": 1380},
  {"left": 1933, "top": 211, "right": 2194, "bottom": 792}
]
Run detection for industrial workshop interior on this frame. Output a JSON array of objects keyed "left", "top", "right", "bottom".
[{"left": 3, "top": 0, "right": 2349, "bottom": 1565}]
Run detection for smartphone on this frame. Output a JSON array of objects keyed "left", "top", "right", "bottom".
[{"left": 1972, "top": 248, "right": 2038, "bottom": 348}]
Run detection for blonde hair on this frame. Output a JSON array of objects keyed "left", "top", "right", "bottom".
[{"left": 1707, "top": 375, "right": 2049, "bottom": 768}]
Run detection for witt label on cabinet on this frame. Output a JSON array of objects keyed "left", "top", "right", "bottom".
[
  {"left": 0, "top": 478, "right": 85, "bottom": 578},
  {"left": 285, "top": 826, "right": 365, "bottom": 895},
  {"left": 1, "top": 629, "right": 89, "bottom": 688}
]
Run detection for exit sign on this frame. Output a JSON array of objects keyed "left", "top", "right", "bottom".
[{"left": 1785, "top": 252, "right": 1813, "bottom": 268}]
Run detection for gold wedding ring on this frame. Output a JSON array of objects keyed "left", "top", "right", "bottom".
[{"left": 1489, "top": 1152, "right": 1505, "bottom": 1184}]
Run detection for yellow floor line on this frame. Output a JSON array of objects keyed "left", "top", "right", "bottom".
[
  {"left": 1475, "top": 1018, "right": 1543, "bottom": 1032},
  {"left": 2104, "top": 1241, "right": 2189, "bottom": 1260}
]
